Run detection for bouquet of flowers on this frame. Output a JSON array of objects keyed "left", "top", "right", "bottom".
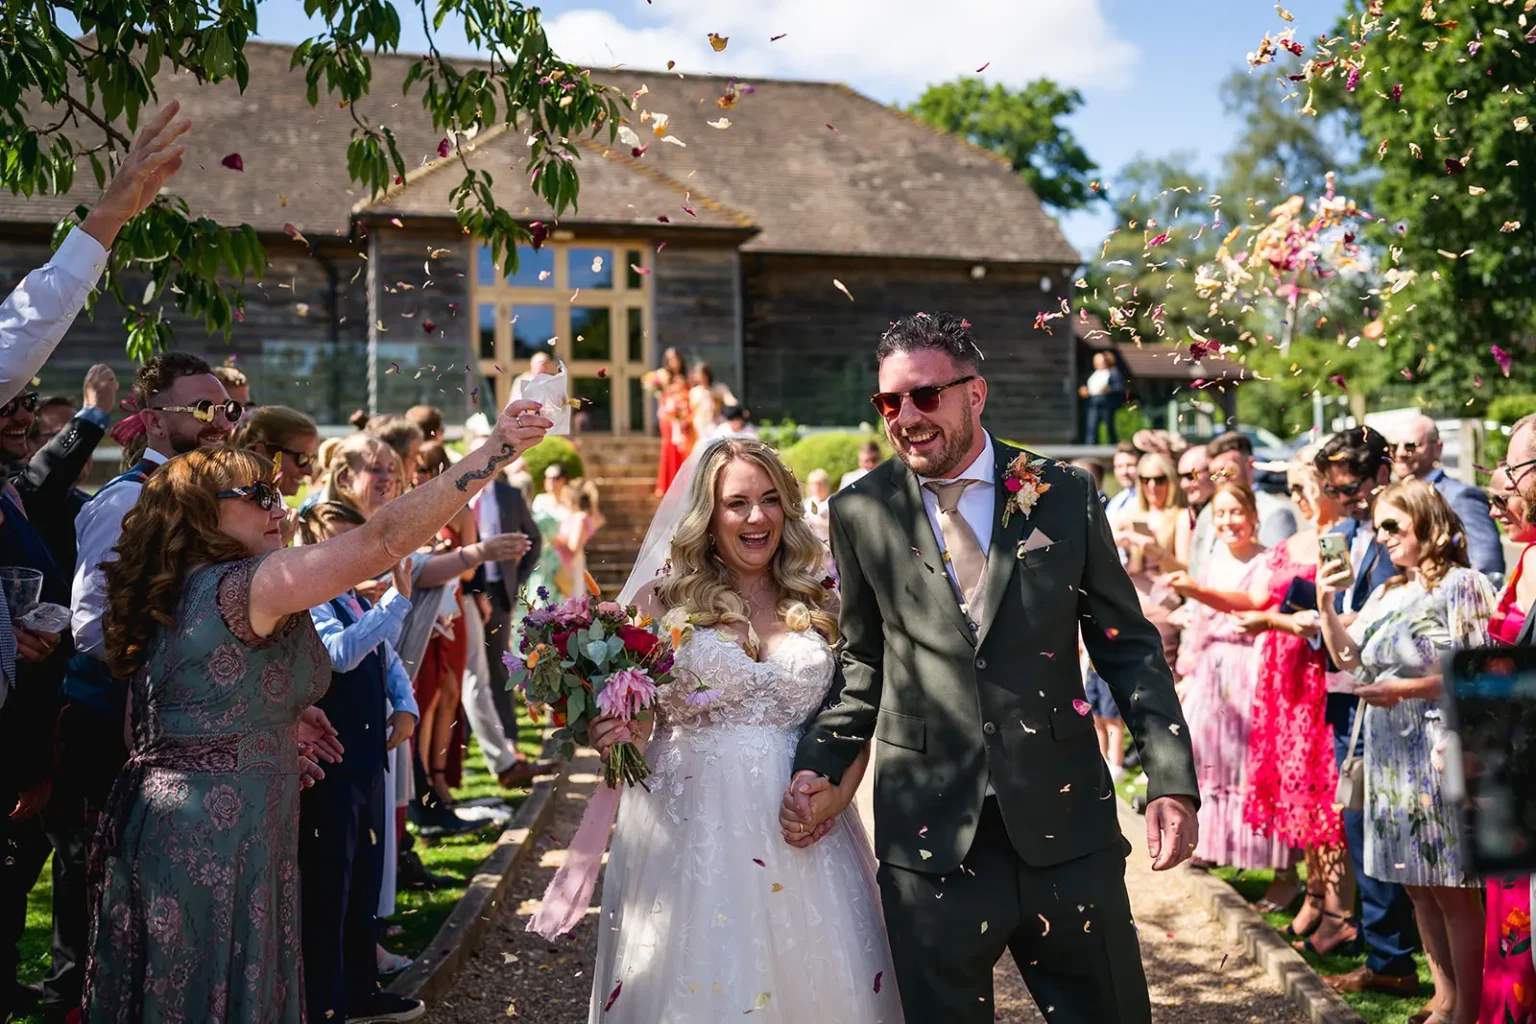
[{"left": 504, "top": 580, "right": 678, "bottom": 788}]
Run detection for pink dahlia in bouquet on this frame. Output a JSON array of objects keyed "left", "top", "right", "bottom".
[{"left": 504, "top": 584, "right": 679, "bottom": 788}]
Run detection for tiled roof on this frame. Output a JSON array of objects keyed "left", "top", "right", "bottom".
[{"left": 0, "top": 42, "right": 1078, "bottom": 264}]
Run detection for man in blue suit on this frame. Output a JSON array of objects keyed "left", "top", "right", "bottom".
[
  {"left": 1312, "top": 426, "right": 1422, "bottom": 998},
  {"left": 1389, "top": 413, "right": 1505, "bottom": 577}
]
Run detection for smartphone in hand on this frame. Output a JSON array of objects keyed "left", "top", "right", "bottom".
[{"left": 1317, "top": 532, "right": 1355, "bottom": 588}]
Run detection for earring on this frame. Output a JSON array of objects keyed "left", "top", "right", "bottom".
[{"left": 707, "top": 533, "right": 715, "bottom": 547}]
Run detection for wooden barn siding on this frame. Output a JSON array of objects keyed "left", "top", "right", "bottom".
[
  {"left": 653, "top": 245, "right": 742, "bottom": 393},
  {"left": 741, "top": 254, "right": 1077, "bottom": 441}
]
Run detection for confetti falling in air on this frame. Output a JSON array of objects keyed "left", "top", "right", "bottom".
[
  {"left": 282, "top": 223, "right": 308, "bottom": 246},
  {"left": 708, "top": 32, "right": 729, "bottom": 51},
  {"left": 1493, "top": 345, "right": 1513, "bottom": 377},
  {"left": 220, "top": 153, "right": 244, "bottom": 171},
  {"left": 980, "top": 920, "right": 989, "bottom": 934},
  {"left": 975, "top": 62, "right": 991, "bottom": 73},
  {"left": 832, "top": 279, "right": 855, "bottom": 302},
  {"left": 826, "top": 123, "right": 840, "bottom": 133},
  {"left": 918, "top": 849, "right": 933, "bottom": 860},
  {"left": 1039, "top": 914, "right": 1051, "bottom": 936},
  {"left": 752, "top": 858, "right": 765, "bottom": 867},
  {"left": 748, "top": 992, "right": 772, "bottom": 1013},
  {"left": 770, "top": 882, "right": 784, "bottom": 893},
  {"left": 770, "top": 32, "right": 787, "bottom": 41},
  {"left": 437, "top": 138, "right": 452, "bottom": 158},
  {"left": 707, "top": 118, "right": 732, "bottom": 130},
  {"left": 1072, "top": 699, "right": 1092, "bottom": 716},
  {"left": 603, "top": 981, "right": 622, "bottom": 1011}
]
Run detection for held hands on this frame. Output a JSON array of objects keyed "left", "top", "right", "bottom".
[
  {"left": 83, "top": 364, "right": 119, "bottom": 413},
  {"left": 779, "top": 770, "right": 844, "bottom": 848},
  {"left": 385, "top": 710, "right": 417, "bottom": 751},
  {"left": 1145, "top": 794, "right": 1199, "bottom": 871},
  {"left": 82, "top": 101, "right": 192, "bottom": 248}
]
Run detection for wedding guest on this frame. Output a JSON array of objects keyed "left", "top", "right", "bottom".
[
  {"left": 713, "top": 405, "right": 757, "bottom": 440},
  {"left": 1312, "top": 425, "right": 1423, "bottom": 999},
  {"left": 4, "top": 365, "right": 116, "bottom": 572},
  {"left": 838, "top": 442, "right": 881, "bottom": 489},
  {"left": 1164, "top": 482, "right": 1292, "bottom": 875},
  {"left": 405, "top": 405, "right": 443, "bottom": 443},
  {"left": 1204, "top": 432, "right": 1299, "bottom": 547},
  {"left": 1481, "top": 456, "right": 1536, "bottom": 1024},
  {"left": 1111, "top": 451, "right": 1188, "bottom": 670},
  {"left": 532, "top": 463, "right": 569, "bottom": 520},
  {"left": 211, "top": 365, "right": 251, "bottom": 407},
  {"left": 84, "top": 401, "right": 548, "bottom": 1022},
  {"left": 366, "top": 414, "right": 425, "bottom": 483},
  {"left": 1319, "top": 479, "right": 1494, "bottom": 1024},
  {"left": 1228, "top": 452, "right": 1352, "bottom": 953},
  {"left": 510, "top": 352, "right": 553, "bottom": 397},
  {"left": 554, "top": 479, "right": 602, "bottom": 598},
  {"left": 295, "top": 502, "right": 424, "bottom": 1024},
  {"left": 30, "top": 395, "right": 78, "bottom": 454},
  {"left": 1080, "top": 349, "right": 1125, "bottom": 444},
  {"left": 0, "top": 101, "right": 187, "bottom": 408},
  {"left": 803, "top": 469, "right": 833, "bottom": 545},
  {"left": 688, "top": 362, "right": 737, "bottom": 443},
  {"left": 1104, "top": 441, "right": 1141, "bottom": 521},
  {"left": 1179, "top": 444, "right": 1215, "bottom": 514},
  {"left": 1390, "top": 413, "right": 1504, "bottom": 577},
  {"left": 654, "top": 350, "right": 693, "bottom": 495},
  {"left": 231, "top": 405, "right": 319, "bottom": 500}
]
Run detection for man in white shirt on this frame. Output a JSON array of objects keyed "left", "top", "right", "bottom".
[
  {"left": 0, "top": 101, "right": 190, "bottom": 407},
  {"left": 838, "top": 441, "right": 882, "bottom": 489},
  {"left": 1103, "top": 442, "right": 1140, "bottom": 522},
  {"left": 712, "top": 404, "right": 758, "bottom": 440}
]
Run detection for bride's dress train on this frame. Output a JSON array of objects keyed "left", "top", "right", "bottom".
[{"left": 588, "top": 627, "right": 902, "bottom": 1022}]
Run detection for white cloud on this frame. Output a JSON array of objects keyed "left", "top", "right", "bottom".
[{"left": 544, "top": 0, "right": 1139, "bottom": 102}]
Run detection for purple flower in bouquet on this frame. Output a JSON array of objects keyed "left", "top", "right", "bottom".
[
  {"left": 554, "top": 593, "right": 595, "bottom": 628},
  {"left": 596, "top": 601, "right": 627, "bottom": 624},
  {"left": 684, "top": 686, "right": 722, "bottom": 706},
  {"left": 596, "top": 668, "right": 658, "bottom": 721}
]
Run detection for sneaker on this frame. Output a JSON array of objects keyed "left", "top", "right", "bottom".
[{"left": 350, "top": 992, "right": 426, "bottom": 1022}]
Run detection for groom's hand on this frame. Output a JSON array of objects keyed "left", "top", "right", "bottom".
[
  {"left": 780, "top": 771, "right": 836, "bottom": 848},
  {"left": 1146, "top": 794, "right": 1198, "bottom": 871}
]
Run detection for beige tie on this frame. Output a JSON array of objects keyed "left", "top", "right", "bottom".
[{"left": 926, "top": 480, "right": 986, "bottom": 609}]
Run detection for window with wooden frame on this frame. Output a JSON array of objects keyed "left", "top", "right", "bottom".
[{"left": 473, "top": 241, "right": 652, "bottom": 433}]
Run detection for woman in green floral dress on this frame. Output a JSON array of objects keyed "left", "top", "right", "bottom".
[{"left": 85, "top": 402, "right": 550, "bottom": 1023}]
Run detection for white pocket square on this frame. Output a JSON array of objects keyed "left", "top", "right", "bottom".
[{"left": 1019, "top": 529, "right": 1056, "bottom": 556}]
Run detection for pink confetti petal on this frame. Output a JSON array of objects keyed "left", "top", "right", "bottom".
[
  {"left": 752, "top": 858, "right": 765, "bottom": 867},
  {"left": 873, "top": 971, "right": 883, "bottom": 994},
  {"left": 220, "top": 153, "right": 244, "bottom": 172},
  {"left": 771, "top": 32, "right": 787, "bottom": 41},
  {"left": 603, "top": 981, "right": 622, "bottom": 1011},
  {"left": 1492, "top": 345, "right": 1513, "bottom": 377},
  {"left": 826, "top": 123, "right": 839, "bottom": 133},
  {"left": 437, "top": 138, "right": 451, "bottom": 158},
  {"left": 1072, "top": 699, "right": 1092, "bottom": 716},
  {"left": 975, "top": 61, "right": 990, "bottom": 73}
]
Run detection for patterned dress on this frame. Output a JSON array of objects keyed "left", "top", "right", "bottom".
[
  {"left": 1347, "top": 565, "right": 1495, "bottom": 888},
  {"left": 1180, "top": 547, "right": 1294, "bottom": 870},
  {"left": 85, "top": 556, "right": 331, "bottom": 1023},
  {"left": 1242, "top": 546, "right": 1344, "bottom": 849}
]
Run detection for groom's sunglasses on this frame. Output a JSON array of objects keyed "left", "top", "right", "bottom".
[{"left": 870, "top": 376, "right": 976, "bottom": 419}]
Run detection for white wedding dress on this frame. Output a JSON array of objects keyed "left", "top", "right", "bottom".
[{"left": 588, "top": 626, "right": 902, "bottom": 1022}]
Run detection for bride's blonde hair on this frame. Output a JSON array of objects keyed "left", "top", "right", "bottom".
[{"left": 654, "top": 439, "right": 839, "bottom": 641}]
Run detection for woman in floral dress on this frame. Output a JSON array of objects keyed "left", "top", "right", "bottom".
[
  {"left": 1319, "top": 479, "right": 1494, "bottom": 1024},
  {"left": 85, "top": 401, "right": 550, "bottom": 1022}
]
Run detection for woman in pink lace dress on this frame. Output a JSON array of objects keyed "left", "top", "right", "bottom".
[{"left": 1234, "top": 455, "right": 1353, "bottom": 954}]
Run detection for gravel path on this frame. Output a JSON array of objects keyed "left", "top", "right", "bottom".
[{"left": 429, "top": 753, "right": 1307, "bottom": 1024}]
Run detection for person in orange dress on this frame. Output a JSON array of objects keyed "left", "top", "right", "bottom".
[{"left": 654, "top": 349, "right": 694, "bottom": 495}]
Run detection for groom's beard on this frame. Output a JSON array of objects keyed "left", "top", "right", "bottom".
[{"left": 888, "top": 414, "right": 975, "bottom": 479}]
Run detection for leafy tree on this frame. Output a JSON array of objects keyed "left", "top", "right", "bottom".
[
  {"left": 1331, "top": 0, "right": 1536, "bottom": 410},
  {"left": 909, "top": 77, "right": 1101, "bottom": 212},
  {"left": 1, "top": 1, "right": 621, "bottom": 359}
]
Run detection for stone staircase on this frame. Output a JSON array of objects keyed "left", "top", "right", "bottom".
[{"left": 579, "top": 435, "right": 663, "bottom": 597}]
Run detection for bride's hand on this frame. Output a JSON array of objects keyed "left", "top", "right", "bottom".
[
  {"left": 590, "top": 714, "right": 653, "bottom": 757},
  {"left": 779, "top": 771, "right": 840, "bottom": 848}
]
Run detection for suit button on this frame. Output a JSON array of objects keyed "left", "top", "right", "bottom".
[
  {"left": 983, "top": 721, "right": 996, "bottom": 736},
  {"left": 976, "top": 657, "right": 988, "bottom": 670}
]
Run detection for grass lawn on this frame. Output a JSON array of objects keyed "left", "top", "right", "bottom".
[{"left": 11, "top": 716, "right": 548, "bottom": 1024}]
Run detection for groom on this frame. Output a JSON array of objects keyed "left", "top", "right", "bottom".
[{"left": 784, "top": 312, "right": 1200, "bottom": 1023}]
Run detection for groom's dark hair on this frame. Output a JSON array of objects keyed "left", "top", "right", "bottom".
[{"left": 876, "top": 311, "right": 982, "bottom": 370}]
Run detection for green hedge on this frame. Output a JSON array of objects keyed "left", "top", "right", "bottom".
[
  {"left": 1486, "top": 395, "right": 1536, "bottom": 463},
  {"left": 522, "top": 436, "right": 585, "bottom": 491},
  {"left": 780, "top": 432, "right": 889, "bottom": 485}
]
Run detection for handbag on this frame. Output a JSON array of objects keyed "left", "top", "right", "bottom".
[{"left": 1334, "top": 696, "right": 1369, "bottom": 812}]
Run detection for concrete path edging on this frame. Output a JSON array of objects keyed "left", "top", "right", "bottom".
[
  {"left": 1124, "top": 799, "right": 1367, "bottom": 1024},
  {"left": 387, "top": 747, "right": 564, "bottom": 1007}
]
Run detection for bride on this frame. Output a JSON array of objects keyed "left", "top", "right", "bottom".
[{"left": 585, "top": 437, "right": 901, "bottom": 1022}]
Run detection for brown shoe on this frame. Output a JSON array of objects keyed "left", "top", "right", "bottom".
[
  {"left": 1322, "top": 966, "right": 1420, "bottom": 996},
  {"left": 498, "top": 761, "right": 556, "bottom": 788}
]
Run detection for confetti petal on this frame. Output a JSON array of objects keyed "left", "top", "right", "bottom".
[
  {"left": 975, "top": 61, "right": 991, "bottom": 73},
  {"left": 437, "top": 138, "right": 451, "bottom": 158},
  {"left": 220, "top": 153, "right": 244, "bottom": 171},
  {"left": 832, "top": 279, "right": 855, "bottom": 302},
  {"left": 603, "top": 981, "right": 622, "bottom": 1012},
  {"left": 1072, "top": 699, "right": 1092, "bottom": 716},
  {"left": 707, "top": 118, "right": 732, "bottom": 129},
  {"left": 1493, "top": 345, "right": 1513, "bottom": 377},
  {"left": 873, "top": 971, "right": 883, "bottom": 993},
  {"left": 770, "top": 33, "right": 787, "bottom": 41},
  {"left": 708, "top": 33, "right": 728, "bottom": 51}
]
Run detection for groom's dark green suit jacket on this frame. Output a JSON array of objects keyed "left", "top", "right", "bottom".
[{"left": 794, "top": 440, "right": 1200, "bottom": 876}]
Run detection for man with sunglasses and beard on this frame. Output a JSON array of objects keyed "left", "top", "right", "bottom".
[
  {"left": 785, "top": 312, "right": 1199, "bottom": 1024},
  {"left": 1389, "top": 412, "right": 1504, "bottom": 577},
  {"left": 1308, "top": 425, "right": 1423, "bottom": 1000},
  {"left": 36, "top": 353, "right": 238, "bottom": 1020}
]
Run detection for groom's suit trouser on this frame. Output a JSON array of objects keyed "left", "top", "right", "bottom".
[{"left": 877, "top": 799, "right": 1151, "bottom": 1024}]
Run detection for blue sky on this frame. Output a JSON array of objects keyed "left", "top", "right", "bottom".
[{"left": 242, "top": 0, "right": 1347, "bottom": 254}]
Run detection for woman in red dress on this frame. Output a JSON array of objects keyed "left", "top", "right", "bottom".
[
  {"left": 654, "top": 348, "right": 695, "bottom": 496},
  {"left": 1481, "top": 462, "right": 1536, "bottom": 1024}
]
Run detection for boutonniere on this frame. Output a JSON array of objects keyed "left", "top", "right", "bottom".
[{"left": 1001, "top": 454, "right": 1052, "bottom": 529}]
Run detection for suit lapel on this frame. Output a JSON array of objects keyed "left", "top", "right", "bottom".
[
  {"left": 888, "top": 465, "right": 974, "bottom": 642},
  {"left": 973, "top": 443, "right": 1031, "bottom": 648}
]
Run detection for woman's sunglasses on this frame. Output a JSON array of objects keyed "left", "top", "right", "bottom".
[
  {"left": 869, "top": 376, "right": 976, "bottom": 419},
  {"left": 0, "top": 391, "right": 39, "bottom": 418},
  {"left": 1490, "top": 491, "right": 1512, "bottom": 512},
  {"left": 1138, "top": 476, "right": 1169, "bottom": 487},
  {"left": 1376, "top": 518, "right": 1403, "bottom": 537},
  {"left": 152, "top": 399, "right": 244, "bottom": 424},
  {"left": 275, "top": 446, "right": 314, "bottom": 471},
  {"left": 217, "top": 481, "right": 283, "bottom": 512}
]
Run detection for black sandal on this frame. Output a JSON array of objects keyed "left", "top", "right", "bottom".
[
  {"left": 1292, "top": 910, "right": 1363, "bottom": 957},
  {"left": 1281, "top": 890, "right": 1325, "bottom": 938}
]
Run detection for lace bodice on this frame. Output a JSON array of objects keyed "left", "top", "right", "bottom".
[{"left": 656, "top": 628, "right": 835, "bottom": 732}]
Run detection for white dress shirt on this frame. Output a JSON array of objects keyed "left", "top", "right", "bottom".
[
  {"left": 916, "top": 433, "right": 997, "bottom": 600},
  {"left": 475, "top": 483, "right": 502, "bottom": 583},
  {"left": 71, "top": 447, "right": 170, "bottom": 659},
  {"left": 0, "top": 228, "right": 109, "bottom": 406}
]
